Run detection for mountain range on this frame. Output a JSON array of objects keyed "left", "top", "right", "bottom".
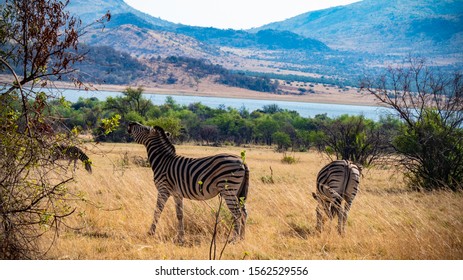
[
  {"left": 256, "top": 0, "right": 463, "bottom": 54},
  {"left": 67, "top": 0, "right": 463, "bottom": 55},
  {"left": 4, "top": 0, "right": 462, "bottom": 90}
]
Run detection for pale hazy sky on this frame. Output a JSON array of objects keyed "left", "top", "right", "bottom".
[{"left": 123, "top": 0, "right": 361, "bottom": 29}]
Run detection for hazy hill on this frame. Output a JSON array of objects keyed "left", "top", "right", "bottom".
[
  {"left": 64, "top": 0, "right": 337, "bottom": 85},
  {"left": 66, "top": 0, "right": 175, "bottom": 28},
  {"left": 256, "top": 0, "right": 463, "bottom": 55},
  {"left": 174, "top": 26, "right": 330, "bottom": 51},
  {"left": 82, "top": 24, "right": 221, "bottom": 59},
  {"left": 65, "top": 0, "right": 330, "bottom": 53}
]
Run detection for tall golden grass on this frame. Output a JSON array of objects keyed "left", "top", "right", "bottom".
[{"left": 45, "top": 143, "right": 463, "bottom": 260}]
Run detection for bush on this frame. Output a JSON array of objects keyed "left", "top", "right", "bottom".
[
  {"left": 319, "top": 115, "right": 393, "bottom": 166},
  {"left": 394, "top": 110, "right": 463, "bottom": 191},
  {"left": 362, "top": 58, "right": 463, "bottom": 191},
  {"left": 281, "top": 153, "right": 297, "bottom": 164}
]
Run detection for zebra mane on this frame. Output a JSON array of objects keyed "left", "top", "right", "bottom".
[{"left": 153, "top": 126, "right": 176, "bottom": 154}]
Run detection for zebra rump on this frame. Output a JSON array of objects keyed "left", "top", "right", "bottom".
[{"left": 312, "top": 160, "right": 361, "bottom": 235}]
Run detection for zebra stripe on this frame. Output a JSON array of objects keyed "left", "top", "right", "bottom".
[
  {"left": 53, "top": 145, "right": 92, "bottom": 173},
  {"left": 312, "top": 160, "right": 360, "bottom": 235},
  {"left": 127, "top": 122, "right": 249, "bottom": 243}
]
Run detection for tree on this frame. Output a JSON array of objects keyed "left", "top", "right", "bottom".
[
  {"left": 200, "top": 124, "right": 219, "bottom": 145},
  {"left": 0, "top": 0, "right": 109, "bottom": 259},
  {"left": 104, "top": 87, "right": 153, "bottom": 118},
  {"left": 146, "top": 116, "right": 182, "bottom": 138},
  {"left": 361, "top": 58, "right": 463, "bottom": 191},
  {"left": 255, "top": 116, "right": 279, "bottom": 145},
  {"left": 320, "top": 115, "right": 393, "bottom": 166},
  {"left": 273, "top": 131, "right": 291, "bottom": 152}
]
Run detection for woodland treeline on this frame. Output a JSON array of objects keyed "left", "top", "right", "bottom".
[{"left": 54, "top": 87, "right": 399, "bottom": 166}]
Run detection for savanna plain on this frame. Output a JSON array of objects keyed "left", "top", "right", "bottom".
[{"left": 46, "top": 143, "right": 463, "bottom": 260}]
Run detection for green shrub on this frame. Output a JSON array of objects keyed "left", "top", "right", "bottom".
[
  {"left": 281, "top": 153, "right": 297, "bottom": 164},
  {"left": 394, "top": 110, "right": 463, "bottom": 191}
]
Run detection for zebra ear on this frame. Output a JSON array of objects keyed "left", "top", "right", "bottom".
[
  {"left": 149, "top": 126, "right": 159, "bottom": 135},
  {"left": 153, "top": 125, "right": 165, "bottom": 134},
  {"left": 152, "top": 126, "right": 171, "bottom": 138}
]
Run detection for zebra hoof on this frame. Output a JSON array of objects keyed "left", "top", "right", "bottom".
[
  {"left": 228, "top": 235, "right": 241, "bottom": 244},
  {"left": 228, "top": 238, "right": 237, "bottom": 244},
  {"left": 174, "top": 237, "right": 185, "bottom": 246}
]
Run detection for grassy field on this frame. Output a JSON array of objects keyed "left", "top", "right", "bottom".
[{"left": 45, "top": 143, "right": 463, "bottom": 260}]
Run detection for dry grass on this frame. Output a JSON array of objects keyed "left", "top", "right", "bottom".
[{"left": 45, "top": 143, "right": 463, "bottom": 260}]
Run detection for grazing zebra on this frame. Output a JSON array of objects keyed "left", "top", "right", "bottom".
[
  {"left": 312, "top": 160, "right": 361, "bottom": 235},
  {"left": 127, "top": 122, "right": 249, "bottom": 243},
  {"left": 53, "top": 145, "right": 92, "bottom": 173}
]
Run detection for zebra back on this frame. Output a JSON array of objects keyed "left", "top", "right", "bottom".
[{"left": 315, "top": 160, "right": 360, "bottom": 204}]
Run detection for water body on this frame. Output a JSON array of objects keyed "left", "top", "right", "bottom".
[{"left": 59, "top": 89, "right": 394, "bottom": 121}]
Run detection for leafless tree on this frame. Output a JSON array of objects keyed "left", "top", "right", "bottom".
[{"left": 361, "top": 58, "right": 463, "bottom": 191}]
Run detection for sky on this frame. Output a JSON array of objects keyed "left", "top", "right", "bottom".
[{"left": 123, "top": 0, "right": 361, "bottom": 30}]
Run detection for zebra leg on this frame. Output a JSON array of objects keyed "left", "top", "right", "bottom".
[
  {"left": 221, "top": 191, "right": 243, "bottom": 242},
  {"left": 315, "top": 204, "right": 324, "bottom": 233},
  {"left": 338, "top": 202, "right": 352, "bottom": 236},
  {"left": 174, "top": 195, "right": 185, "bottom": 244},
  {"left": 149, "top": 191, "right": 170, "bottom": 236},
  {"left": 337, "top": 208, "right": 345, "bottom": 236},
  {"left": 239, "top": 203, "right": 248, "bottom": 240}
]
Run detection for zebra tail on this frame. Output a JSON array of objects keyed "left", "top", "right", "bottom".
[{"left": 238, "top": 163, "right": 250, "bottom": 203}]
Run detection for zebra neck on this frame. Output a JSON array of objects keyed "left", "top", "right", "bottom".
[
  {"left": 146, "top": 145, "right": 175, "bottom": 155},
  {"left": 142, "top": 135, "right": 176, "bottom": 155},
  {"left": 146, "top": 146, "right": 176, "bottom": 175},
  {"left": 146, "top": 142, "right": 176, "bottom": 160}
]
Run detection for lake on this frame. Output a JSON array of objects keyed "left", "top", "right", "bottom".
[{"left": 59, "top": 89, "right": 394, "bottom": 121}]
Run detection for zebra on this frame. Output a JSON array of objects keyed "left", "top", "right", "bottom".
[
  {"left": 127, "top": 122, "right": 249, "bottom": 243},
  {"left": 312, "top": 160, "right": 361, "bottom": 235},
  {"left": 52, "top": 144, "right": 92, "bottom": 173}
]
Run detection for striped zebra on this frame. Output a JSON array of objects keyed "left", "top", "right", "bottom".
[
  {"left": 127, "top": 122, "right": 249, "bottom": 243},
  {"left": 312, "top": 160, "right": 361, "bottom": 235},
  {"left": 53, "top": 145, "right": 92, "bottom": 173}
]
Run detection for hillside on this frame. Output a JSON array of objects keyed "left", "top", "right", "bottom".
[
  {"left": 57, "top": 43, "right": 281, "bottom": 94},
  {"left": 256, "top": 0, "right": 463, "bottom": 55},
  {"left": 174, "top": 26, "right": 330, "bottom": 52},
  {"left": 81, "top": 24, "right": 222, "bottom": 60},
  {"left": 66, "top": 0, "right": 330, "bottom": 53},
  {"left": 65, "top": 0, "right": 345, "bottom": 88},
  {"left": 66, "top": 0, "right": 174, "bottom": 28},
  {"left": 65, "top": 0, "right": 462, "bottom": 89}
]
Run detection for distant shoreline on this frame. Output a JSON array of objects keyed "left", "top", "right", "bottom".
[
  {"left": 0, "top": 74, "right": 383, "bottom": 107},
  {"left": 59, "top": 82, "right": 382, "bottom": 107}
]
